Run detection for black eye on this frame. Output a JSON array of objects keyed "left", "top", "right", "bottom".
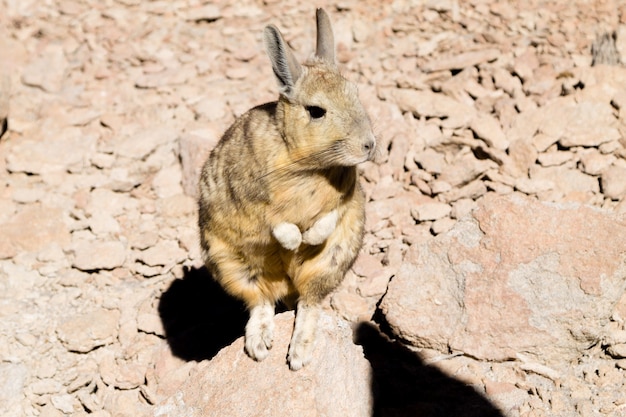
[{"left": 306, "top": 105, "right": 326, "bottom": 119}]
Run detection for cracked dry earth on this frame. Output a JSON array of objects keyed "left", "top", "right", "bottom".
[{"left": 1, "top": 1, "right": 626, "bottom": 416}]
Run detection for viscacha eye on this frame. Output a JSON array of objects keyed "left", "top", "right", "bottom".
[{"left": 305, "top": 105, "right": 326, "bottom": 119}]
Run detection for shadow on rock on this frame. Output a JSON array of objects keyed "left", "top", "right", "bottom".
[
  {"left": 354, "top": 321, "right": 506, "bottom": 417},
  {"left": 158, "top": 266, "right": 248, "bottom": 362}
]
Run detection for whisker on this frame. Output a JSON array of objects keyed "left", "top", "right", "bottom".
[{"left": 258, "top": 143, "right": 345, "bottom": 180}]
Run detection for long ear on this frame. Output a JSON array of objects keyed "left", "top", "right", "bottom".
[
  {"left": 263, "top": 24, "right": 302, "bottom": 98},
  {"left": 315, "top": 8, "right": 335, "bottom": 64}
]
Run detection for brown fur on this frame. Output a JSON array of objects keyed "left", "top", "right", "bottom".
[{"left": 197, "top": 8, "right": 375, "bottom": 369}]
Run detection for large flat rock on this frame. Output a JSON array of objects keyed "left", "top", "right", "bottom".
[
  {"left": 380, "top": 193, "right": 626, "bottom": 365},
  {"left": 152, "top": 311, "right": 373, "bottom": 417}
]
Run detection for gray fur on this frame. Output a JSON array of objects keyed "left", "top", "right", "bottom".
[{"left": 264, "top": 25, "right": 303, "bottom": 97}]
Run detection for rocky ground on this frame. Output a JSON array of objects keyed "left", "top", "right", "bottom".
[{"left": 1, "top": 0, "right": 626, "bottom": 416}]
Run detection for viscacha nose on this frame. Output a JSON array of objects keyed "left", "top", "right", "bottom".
[{"left": 363, "top": 134, "right": 376, "bottom": 160}]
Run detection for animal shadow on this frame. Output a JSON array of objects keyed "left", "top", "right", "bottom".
[
  {"left": 354, "top": 321, "right": 506, "bottom": 417},
  {"left": 157, "top": 266, "right": 248, "bottom": 362}
]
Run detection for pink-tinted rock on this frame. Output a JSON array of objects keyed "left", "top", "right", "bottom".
[
  {"left": 152, "top": 312, "right": 372, "bottom": 417},
  {"left": 72, "top": 241, "right": 127, "bottom": 271},
  {"left": 601, "top": 164, "right": 626, "bottom": 200},
  {"left": 438, "top": 153, "right": 496, "bottom": 187},
  {"left": 529, "top": 165, "right": 599, "bottom": 201},
  {"left": 579, "top": 151, "right": 615, "bottom": 176},
  {"left": 0, "top": 73, "right": 8, "bottom": 139},
  {"left": 6, "top": 129, "right": 97, "bottom": 175},
  {"left": 179, "top": 129, "right": 220, "bottom": 197},
  {"left": 531, "top": 98, "right": 621, "bottom": 149},
  {"left": 21, "top": 44, "right": 67, "bottom": 93},
  {"left": 411, "top": 202, "right": 451, "bottom": 221},
  {"left": 392, "top": 89, "right": 475, "bottom": 129},
  {"left": 115, "top": 127, "right": 178, "bottom": 160},
  {"left": 505, "top": 138, "right": 538, "bottom": 177},
  {"left": 0, "top": 204, "right": 71, "bottom": 254},
  {"left": 57, "top": 309, "right": 121, "bottom": 353},
  {"left": 184, "top": 4, "right": 221, "bottom": 22},
  {"left": 414, "top": 148, "right": 445, "bottom": 174},
  {"left": 145, "top": 343, "right": 197, "bottom": 401},
  {"left": 469, "top": 113, "right": 509, "bottom": 150},
  {"left": 422, "top": 48, "right": 500, "bottom": 73},
  {"left": 136, "top": 240, "right": 187, "bottom": 267},
  {"left": 380, "top": 194, "right": 626, "bottom": 365}
]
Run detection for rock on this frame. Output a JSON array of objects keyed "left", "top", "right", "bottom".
[
  {"left": 0, "top": 263, "right": 45, "bottom": 299},
  {"left": 606, "top": 344, "right": 626, "bottom": 359},
  {"left": 411, "top": 202, "right": 452, "bottom": 221},
  {"left": 505, "top": 138, "right": 538, "bottom": 177},
  {"left": 506, "top": 105, "right": 544, "bottom": 145},
  {"left": 67, "top": 108, "right": 102, "bottom": 127},
  {"left": 429, "top": 180, "right": 452, "bottom": 195},
  {"left": 37, "top": 243, "right": 66, "bottom": 263},
  {"left": 103, "top": 388, "right": 149, "bottom": 417},
  {"left": 153, "top": 312, "right": 373, "bottom": 417},
  {"left": 514, "top": 177, "right": 555, "bottom": 195},
  {"left": 352, "top": 252, "right": 382, "bottom": 277},
  {"left": 547, "top": 101, "right": 620, "bottom": 148},
  {"left": 422, "top": 48, "right": 501, "bottom": 73},
  {"left": 178, "top": 130, "right": 219, "bottom": 197},
  {"left": 146, "top": 343, "right": 197, "bottom": 401},
  {"left": 31, "top": 378, "right": 64, "bottom": 395},
  {"left": 356, "top": 268, "right": 393, "bottom": 298},
  {"left": 85, "top": 189, "right": 131, "bottom": 218},
  {"left": 136, "top": 240, "right": 187, "bottom": 267},
  {"left": 56, "top": 308, "right": 120, "bottom": 353},
  {"left": 99, "top": 348, "right": 147, "bottom": 390},
  {"left": 6, "top": 129, "right": 97, "bottom": 174},
  {"left": 0, "top": 204, "right": 71, "bottom": 254},
  {"left": 440, "top": 179, "right": 488, "bottom": 203},
  {"left": 50, "top": 394, "right": 76, "bottom": 414},
  {"left": 331, "top": 290, "right": 373, "bottom": 322},
  {"left": 414, "top": 148, "right": 445, "bottom": 174},
  {"left": 38, "top": 404, "right": 64, "bottom": 417},
  {"left": 114, "top": 127, "right": 178, "bottom": 160},
  {"left": 370, "top": 175, "right": 402, "bottom": 200},
  {"left": 11, "top": 187, "right": 45, "bottom": 203},
  {"left": 579, "top": 151, "right": 615, "bottom": 176},
  {"left": 137, "top": 313, "right": 165, "bottom": 336},
  {"left": 72, "top": 241, "right": 127, "bottom": 271},
  {"left": 431, "top": 217, "right": 456, "bottom": 235},
  {"left": 469, "top": 113, "right": 509, "bottom": 150},
  {"left": 492, "top": 67, "right": 522, "bottom": 96},
  {"left": 158, "top": 194, "right": 196, "bottom": 219},
  {"left": 450, "top": 198, "right": 478, "bottom": 219},
  {"left": 536, "top": 151, "right": 573, "bottom": 167},
  {"left": 184, "top": 4, "right": 221, "bottom": 22},
  {"left": 509, "top": 95, "right": 620, "bottom": 152},
  {"left": 0, "top": 73, "right": 8, "bottom": 139},
  {"left": 21, "top": 43, "right": 67, "bottom": 93},
  {"left": 225, "top": 67, "right": 249, "bottom": 80},
  {"left": 392, "top": 89, "right": 475, "bottom": 129},
  {"left": 380, "top": 194, "right": 626, "bottom": 365},
  {"left": 438, "top": 153, "right": 496, "bottom": 187},
  {"left": 529, "top": 165, "right": 599, "bottom": 201},
  {"left": 88, "top": 212, "right": 121, "bottom": 236},
  {"left": 129, "top": 231, "right": 159, "bottom": 251},
  {"left": 601, "top": 164, "right": 626, "bottom": 200},
  {"left": 0, "top": 363, "right": 28, "bottom": 413},
  {"left": 191, "top": 98, "right": 228, "bottom": 122},
  {"left": 531, "top": 133, "right": 559, "bottom": 153},
  {"left": 152, "top": 165, "right": 183, "bottom": 199}
]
